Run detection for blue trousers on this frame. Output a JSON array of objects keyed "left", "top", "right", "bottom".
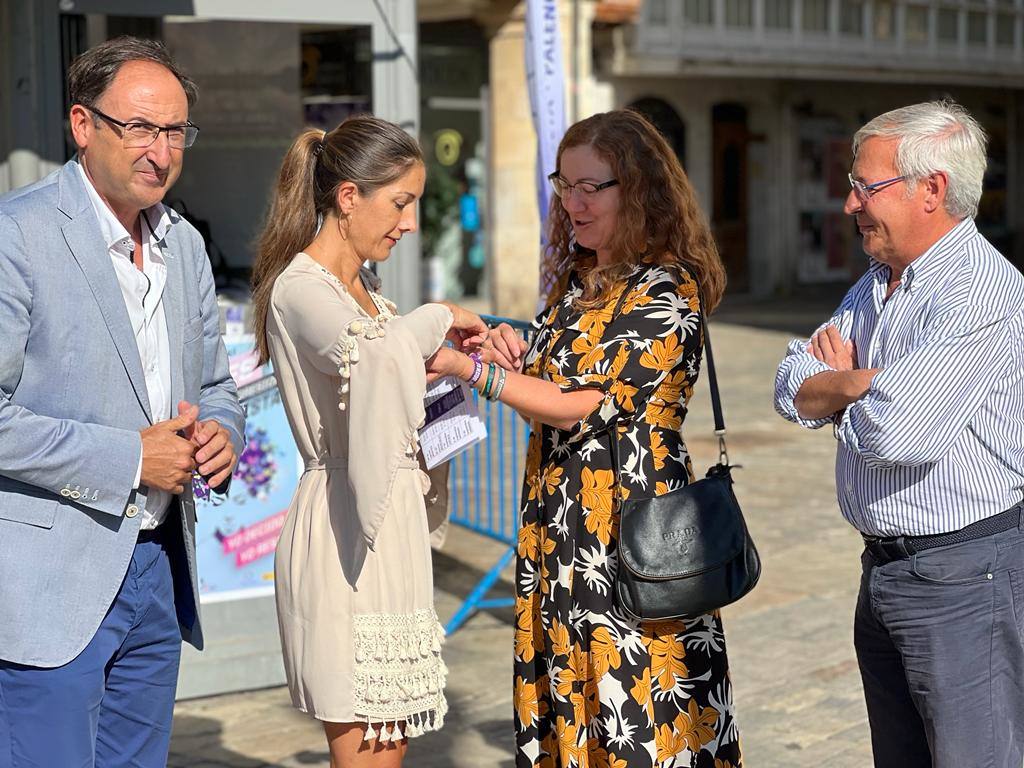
[
  {"left": 855, "top": 515, "right": 1024, "bottom": 768},
  {"left": 0, "top": 525, "right": 184, "bottom": 768}
]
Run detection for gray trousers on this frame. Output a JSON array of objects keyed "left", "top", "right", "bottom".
[{"left": 854, "top": 517, "right": 1024, "bottom": 768}]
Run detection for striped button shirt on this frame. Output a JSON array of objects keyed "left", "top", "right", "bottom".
[{"left": 774, "top": 218, "right": 1024, "bottom": 536}]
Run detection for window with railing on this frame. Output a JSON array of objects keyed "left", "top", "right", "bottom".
[
  {"left": 937, "top": 6, "right": 959, "bottom": 42},
  {"left": 686, "top": 0, "right": 715, "bottom": 26},
  {"left": 967, "top": 9, "right": 987, "bottom": 44},
  {"left": 765, "top": 0, "right": 794, "bottom": 28},
  {"left": 803, "top": 0, "right": 830, "bottom": 31},
  {"left": 905, "top": 4, "right": 930, "bottom": 43},
  {"left": 996, "top": 11, "right": 1016, "bottom": 45},
  {"left": 874, "top": 0, "right": 896, "bottom": 38},
  {"left": 841, "top": 0, "right": 865, "bottom": 35},
  {"left": 648, "top": 0, "right": 670, "bottom": 25},
  {"left": 726, "top": 0, "right": 755, "bottom": 27}
]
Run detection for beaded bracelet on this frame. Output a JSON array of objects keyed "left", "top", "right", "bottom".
[{"left": 467, "top": 352, "right": 484, "bottom": 385}]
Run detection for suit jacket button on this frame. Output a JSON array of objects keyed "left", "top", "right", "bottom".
[
  {"left": 70, "top": 491, "right": 81, "bottom": 500},
  {"left": 125, "top": 504, "right": 139, "bottom": 518},
  {"left": 60, "top": 488, "right": 72, "bottom": 498}
]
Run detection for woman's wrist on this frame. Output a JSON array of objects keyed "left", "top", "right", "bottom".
[
  {"left": 438, "top": 300, "right": 462, "bottom": 327},
  {"left": 466, "top": 352, "right": 484, "bottom": 386},
  {"left": 457, "top": 351, "right": 476, "bottom": 381}
]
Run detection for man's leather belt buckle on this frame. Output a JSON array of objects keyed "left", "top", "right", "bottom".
[
  {"left": 863, "top": 502, "right": 1023, "bottom": 565},
  {"left": 862, "top": 535, "right": 917, "bottom": 565}
]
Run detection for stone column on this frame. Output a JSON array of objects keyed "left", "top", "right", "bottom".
[
  {"left": 484, "top": 0, "right": 594, "bottom": 320},
  {"left": 370, "top": 0, "right": 422, "bottom": 311},
  {"left": 486, "top": 5, "right": 538, "bottom": 319},
  {"left": 685, "top": 94, "right": 714, "bottom": 220}
]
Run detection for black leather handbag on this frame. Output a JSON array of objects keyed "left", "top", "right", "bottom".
[{"left": 612, "top": 280, "right": 761, "bottom": 622}]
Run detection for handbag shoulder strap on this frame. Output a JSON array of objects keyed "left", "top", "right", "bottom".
[
  {"left": 695, "top": 294, "right": 730, "bottom": 465},
  {"left": 610, "top": 263, "right": 731, "bottom": 468}
]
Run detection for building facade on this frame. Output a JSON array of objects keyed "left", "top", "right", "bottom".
[
  {"left": 418, "top": 0, "right": 1023, "bottom": 319},
  {"left": 612, "top": 0, "right": 1024, "bottom": 294},
  {"left": 0, "top": 0, "right": 421, "bottom": 309}
]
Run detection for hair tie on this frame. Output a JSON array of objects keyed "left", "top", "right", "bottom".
[{"left": 313, "top": 140, "right": 325, "bottom": 158}]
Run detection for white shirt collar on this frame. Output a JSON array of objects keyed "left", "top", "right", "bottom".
[{"left": 75, "top": 160, "right": 172, "bottom": 256}]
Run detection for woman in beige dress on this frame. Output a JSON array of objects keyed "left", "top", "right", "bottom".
[{"left": 250, "top": 115, "right": 488, "bottom": 767}]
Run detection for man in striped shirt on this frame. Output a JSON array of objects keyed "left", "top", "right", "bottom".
[{"left": 775, "top": 101, "right": 1024, "bottom": 768}]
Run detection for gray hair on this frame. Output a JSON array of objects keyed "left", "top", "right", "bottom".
[
  {"left": 68, "top": 36, "right": 198, "bottom": 110},
  {"left": 852, "top": 100, "right": 987, "bottom": 220}
]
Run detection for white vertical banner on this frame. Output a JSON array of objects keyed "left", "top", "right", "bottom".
[{"left": 525, "top": 0, "right": 567, "bottom": 290}]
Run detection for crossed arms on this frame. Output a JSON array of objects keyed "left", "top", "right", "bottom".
[
  {"left": 792, "top": 325, "right": 879, "bottom": 421},
  {"left": 775, "top": 283, "right": 1017, "bottom": 469}
]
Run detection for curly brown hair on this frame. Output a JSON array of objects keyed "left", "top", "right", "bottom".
[{"left": 540, "top": 109, "right": 726, "bottom": 312}]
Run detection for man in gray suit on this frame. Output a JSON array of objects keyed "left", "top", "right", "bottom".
[{"left": 0, "top": 37, "right": 245, "bottom": 767}]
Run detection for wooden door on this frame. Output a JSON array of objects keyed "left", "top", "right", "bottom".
[{"left": 712, "top": 103, "right": 750, "bottom": 292}]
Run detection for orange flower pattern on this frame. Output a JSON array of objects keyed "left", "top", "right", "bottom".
[{"left": 514, "top": 265, "right": 742, "bottom": 767}]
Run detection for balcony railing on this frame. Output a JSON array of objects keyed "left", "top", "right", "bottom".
[{"left": 632, "top": 0, "right": 1024, "bottom": 77}]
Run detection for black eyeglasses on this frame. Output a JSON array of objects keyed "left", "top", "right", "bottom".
[
  {"left": 86, "top": 106, "right": 199, "bottom": 150},
  {"left": 547, "top": 171, "right": 619, "bottom": 199}
]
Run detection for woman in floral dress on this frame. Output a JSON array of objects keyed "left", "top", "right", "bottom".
[{"left": 426, "top": 110, "right": 743, "bottom": 767}]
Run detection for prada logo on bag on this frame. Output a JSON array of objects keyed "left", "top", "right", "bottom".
[
  {"left": 662, "top": 526, "right": 699, "bottom": 555},
  {"left": 662, "top": 527, "right": 699, "bottom": 542}
]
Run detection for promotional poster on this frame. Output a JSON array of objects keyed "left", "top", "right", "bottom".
[{"left": 193, "top": 334, "right": 301, "bottom": 602}]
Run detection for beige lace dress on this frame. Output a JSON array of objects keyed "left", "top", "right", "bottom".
[{"left": 267, "top": 252, "right": 452, "bottom": 741}]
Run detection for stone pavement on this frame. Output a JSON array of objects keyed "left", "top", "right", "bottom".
[{"left": 171, "top": 307, "right": 875, "bottom": 767}]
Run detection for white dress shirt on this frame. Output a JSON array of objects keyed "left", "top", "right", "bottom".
[
  {"left": 775, "top": 218, "right": 1024, "bottom": 536},
  {"left": 77, "top": 161, "right": 173, "bottom": 529}
]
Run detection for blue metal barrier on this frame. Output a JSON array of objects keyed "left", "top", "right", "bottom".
[{"left": 444, "top": 316, "right": 532, "bottom": 634}]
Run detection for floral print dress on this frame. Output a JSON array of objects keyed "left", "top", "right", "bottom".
[{"left": 514, "top": 263, "right": 742, "bottom": 768}]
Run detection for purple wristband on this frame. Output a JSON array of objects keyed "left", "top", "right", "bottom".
[{"left": 468, "top": 353, "right": 484, "bottom": 385}]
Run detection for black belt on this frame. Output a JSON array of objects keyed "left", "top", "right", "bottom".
[
  {"left": 863, "top": 503, "right": 1023, "bottom": 565},
  {"left": 137, "top": 524, "right": 167, "bottom": 543}
]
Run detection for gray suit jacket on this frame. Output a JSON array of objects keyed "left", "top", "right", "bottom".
[{"left": 0, "top": 161, "right": 246, "bottom": 667}]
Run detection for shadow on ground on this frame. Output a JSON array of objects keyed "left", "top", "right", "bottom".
[
  {"left": 432, "top": 547, "right": 516, "bottom": 628},
  {"left": 169, "top": 714, "right": 329, "bottom": 768},
  {"left": 713, "top": 283, "right": 849, "bottom": 337},
  {"left": 412, "top": 706, "right": 516, "bottom": 768}
]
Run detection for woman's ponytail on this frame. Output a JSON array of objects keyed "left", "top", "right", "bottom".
[
  {"left": 251, "top": 116, "right": 423, "bottom": 363},
  {"left": 251, "top": 129, "right": 325, "bottom": 363}
]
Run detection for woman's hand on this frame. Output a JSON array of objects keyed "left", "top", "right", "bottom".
[
  {"left": 425, "top": 346, "right": 473, "bottom": 383},
  {"left": 438, "top": 301, "right": 488, "bottom": 341},
  {"left": 465, "top": 323, "right": 528, "bottom": 372}
]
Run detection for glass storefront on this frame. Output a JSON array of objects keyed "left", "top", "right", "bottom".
[
  {"left": 2, "top": 0, "right": 419, "bottom": 699},
  {"left": 419, "top": 20, "right": 490, "bottom": 303}
]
